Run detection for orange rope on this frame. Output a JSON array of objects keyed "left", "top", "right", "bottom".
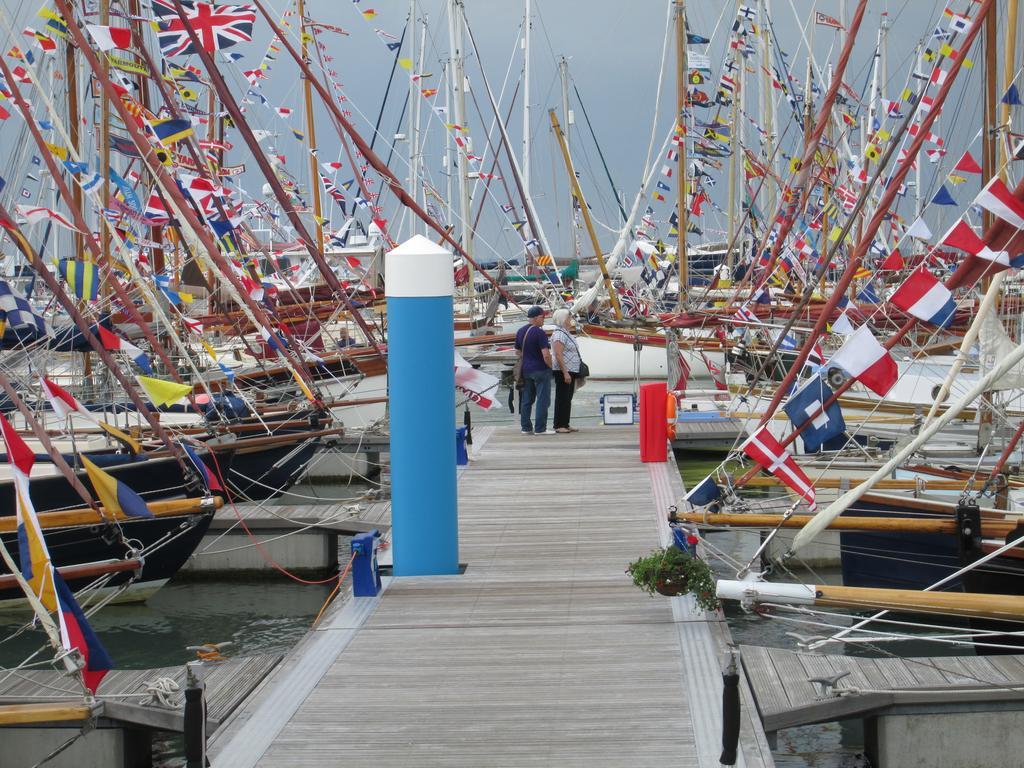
[
  {"left": 312, "top": 550, "right": 359, "bottom": 629},
  {"left": 205, "top": 448, "right": 348, "bottom": 585}
]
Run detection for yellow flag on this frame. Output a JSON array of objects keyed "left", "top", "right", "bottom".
[
  {"left": 291, "top": 368, "right": 317, "bottom": 403},
  {"left": 98, "top": 421, "right": 141, "bottom": 454},
  {"left": 45, "top": 142, "right": 67, "bottom": 160},
  {"left": 138, "top": 376, "right": 193, "bottom": 407},
  {"left": 398, "top": 58, "right": 413, "bottom": 70},
  {"left": 828, "top": 225, "right": 843, "bottom": 243}
]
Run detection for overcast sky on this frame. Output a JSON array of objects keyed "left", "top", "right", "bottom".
[{"left": 0, "top": 0, "right": 1008, "bottom": 265}]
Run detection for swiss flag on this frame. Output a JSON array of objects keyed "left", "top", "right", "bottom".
[
  {"left": 742, "top": 427, "right": 816, "bottom": 510},
  {"left": 827, "top": 325, "right": 898, "bottom": 397}
]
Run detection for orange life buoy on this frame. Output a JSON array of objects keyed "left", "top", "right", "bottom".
[{"left": 666, "top": 392, "right": 677, "bottom": 440}]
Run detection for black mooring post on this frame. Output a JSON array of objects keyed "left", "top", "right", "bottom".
[
  {"left": 184, "top": 662, "right": 207, "bottom": 768},
  {"left": 463, "top": 406, "right": 473, "bottom": 446},
  {"left": 720, "top": 651, "right": 741, "bottom": 765}
]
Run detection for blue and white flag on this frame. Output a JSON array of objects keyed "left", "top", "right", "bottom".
[
  {"left": 783, "top": 377, "right": 845, "bottom": 453},
  {"left": 685, "top": 474, "right": 722, "bottom": 507}
]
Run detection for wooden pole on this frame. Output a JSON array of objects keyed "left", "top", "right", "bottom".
[
  {"left": 0, "top": 496, "right": 219, "bottom": 534},
  {"left": 1000, "top": 0, "right": 1020, "bottom": 176},
  {"left": 299, "top": 0, "right": 325, "bottom": 254},
  {"left": 548, "top": 109, "right": 623, "bottom": 320},
  {"left": 675, "top": 0, "right": 688, "bottom": 303},
  {"left": 673, "top": 511, "right": 1022, "bottom": 536},
  {"left": 982, "top": 0, "right": 999, "bottom": 226},
  {"left": 718, "top": 580, "right": 1024, "bottom": 621},
  {"left": 815, "top": 584, "right": 1024, "bottom": 621}
]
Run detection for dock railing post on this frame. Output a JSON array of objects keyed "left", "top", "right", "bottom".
[
  {"left": 183, "top": 660, "right": 207, "bottom": 768},
  {"left": 386, "top": 235, "right": 460, "bottom": 576}
]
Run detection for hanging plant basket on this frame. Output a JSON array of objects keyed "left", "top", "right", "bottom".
[
  {"left": 654, "top": 578, "right": 689, "bottom": 597},
  {"left": 626, "top": 546, "right": 720, "bottom": 610}
]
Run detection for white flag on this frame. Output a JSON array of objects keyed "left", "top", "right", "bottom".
[{"left": 905, "top": 216, "right": 932, "bottom": 241}]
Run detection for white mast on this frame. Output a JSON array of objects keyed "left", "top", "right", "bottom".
[
  {"left": 449, "top": 0, "right": 474, "bottom": 299},
  {"left": 406, "top": 0, "right": 417, "bottom": 237},
  {"left": 522, "top": 0, "right": 532, "bottom": 201},
  {"left": 559, "top": 56, "right": 574, "bottom": 258}
]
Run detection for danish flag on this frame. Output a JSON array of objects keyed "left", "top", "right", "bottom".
[{"left": 742, "top": 427, "right": 817, "bottom": 510}]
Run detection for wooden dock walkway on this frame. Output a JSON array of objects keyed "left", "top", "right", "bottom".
[
  {"left": 741, "top": 644, "right": 1024, "bottom": 732},
  {"left": 210, "top": 425, "right": 775, "bottom": 767},
  {"left": 0, "top": 654, "right": 281, "bottom": 733}
]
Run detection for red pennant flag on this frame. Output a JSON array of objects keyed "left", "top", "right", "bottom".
[
  {"left": 954, "top": 151, "right": 982, "bottom": 174},
  {"left": 879, "top": 249, "right": 904, "bottom": 270}
]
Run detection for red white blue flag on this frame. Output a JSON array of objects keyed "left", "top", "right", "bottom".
[
  {"left": 890, "top": 267, "right": 956, "bottom": 328},
  {"left": 827, "top": 325, "right": 898, "bottom": 397}
]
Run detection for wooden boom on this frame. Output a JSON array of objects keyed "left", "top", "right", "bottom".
[
  {"left": 674, "top": 511, "right": 1023, "bottom": 536},
  {"left": 717, "top": 580, "right": 1024, "bottom": 621},
  {"left": 0, "top": 496, "right": 220, "bottom": 534}
]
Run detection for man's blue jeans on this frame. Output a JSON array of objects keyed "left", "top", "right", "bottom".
[{"left": 520, "top": 369, "right": 552, "bottom": 433}]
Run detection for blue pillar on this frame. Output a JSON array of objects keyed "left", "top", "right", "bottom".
[{"left": 386, "top": 235, "right": 459, "bottom": 576}]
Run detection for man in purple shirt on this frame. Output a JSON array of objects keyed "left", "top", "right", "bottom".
[{"left": 514, "top": 305, "right": 553, "bottom": 434}]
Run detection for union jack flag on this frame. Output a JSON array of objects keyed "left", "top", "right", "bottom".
[
  {"left": 618, "top": 286, "right": 648, "bottom": 318},
  {"left": 151, "top": 1, "right": 256, "bottom": 58}
]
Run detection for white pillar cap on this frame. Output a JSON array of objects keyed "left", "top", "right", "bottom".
[{"left": 386, "top": 235, "right": 455, "bottom": 298}]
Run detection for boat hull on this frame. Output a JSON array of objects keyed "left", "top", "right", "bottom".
[{"left": 0, "top": 511, "right": 213, "bottom": 608}]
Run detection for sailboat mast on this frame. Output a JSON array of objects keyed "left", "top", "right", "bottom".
[
  {"left": 675, "top": 0, "right": 688, "bottom": 303},
  {"left": 549, "top": 110, "right": 622, "bottom": 320},
  {"left": 65, "top": 37, "right": 82, "bottom": 259},
  {"left": 522, "top": 0, "right": 531, "bottom": 200},
  {"left": 982, "top": 2, "right": 998, "bottom": 228},
  {"left": 559, "top": 56, "right": 573, "bottom": 259},
  {"left": 406, "top": 0, "right": 417, "bottom": 236},
  {"left": 1000, "top": 0, "right": 1020, "bottom": 174},
  {"left": 449, "top": 0, "right": 474, "bottom": 298},
  {"left": 759, "top": 0, "right": 775, "bottom": 210},
  {"left": 411, "top": 7, "right": 428, "bottom": 236},
  {"left": 299, "top": 0, "right": 325, "bottom": 253},
  {"left": 726, "top": 49, "right": 741, "bottom": 273}
]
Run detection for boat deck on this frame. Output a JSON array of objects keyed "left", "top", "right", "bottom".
[
  {"left": 741, "top": 644, "right": 1024, "bottom": 732},
  {"left": 209, "top": 424, "right": 775, "bottom": 767}
]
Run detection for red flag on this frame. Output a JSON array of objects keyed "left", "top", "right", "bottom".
[
  {"left": 673, "top": 350, "right": 691, "bottom": 392},
  {"left": 879, "top": 249, "right": 904, "bottom": 270},
  {"left": 953, "top": 151, "right": 982, "bottom": 174},
  {"left": 814, "top": 11, "right": 844, "bottom": 29},
  {"left": 828, "top": 325, "right": 898, "bottom": 396},
  {"left": 742, "top": 427, "right": 816, "bottom": 510}
]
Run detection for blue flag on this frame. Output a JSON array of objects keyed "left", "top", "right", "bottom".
[
  {"left": 857, "top": 282, "right": 881, "bottom": 304},
  {"left": 783, "top": 377, "right": 845, "bottom": 453},
  {"left": 931, "top": 185, "right": 957, "bottom": 206},
  {"left": 1002, "top": 84, "right": 1022, "bottom": 106},
  {"left": 684, "top": 474, "right": 722, "bottom": 507}
]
